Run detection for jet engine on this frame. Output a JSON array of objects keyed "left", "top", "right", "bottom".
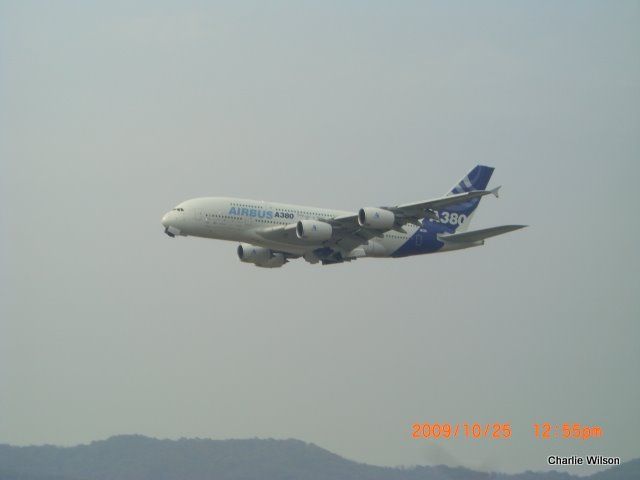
[
  {"left": 295, "top": 220, "right": 333, "bottom": 242},
  {"left": 358, "top": 207, "right": 395, "bottom": 229},
  {"left": 237, "top": 243, "right": 286, "bottom": 268}
]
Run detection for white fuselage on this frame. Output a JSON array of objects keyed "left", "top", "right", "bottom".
[{"left": 161, "top": 197, "right": 415, "bottom": 258}]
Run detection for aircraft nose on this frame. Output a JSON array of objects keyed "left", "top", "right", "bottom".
[{"left": 162, "top": 211, "right": 181, "bottom": 237}]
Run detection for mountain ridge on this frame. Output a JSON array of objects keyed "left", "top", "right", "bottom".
[{"left": 0, "top": 435, "right": 636, "bottom": 480}]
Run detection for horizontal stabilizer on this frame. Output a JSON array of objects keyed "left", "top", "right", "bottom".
[{"left": 437, "top": 225, "right": 526, "bottom": 244}]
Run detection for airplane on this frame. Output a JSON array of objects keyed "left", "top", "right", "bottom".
[{"left": 161, "top": 165, "right": 525, "bottom": 268}]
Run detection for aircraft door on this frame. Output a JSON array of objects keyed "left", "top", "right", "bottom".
[{"left": 415, "top": 233, "right": 423, "bottom": 247}]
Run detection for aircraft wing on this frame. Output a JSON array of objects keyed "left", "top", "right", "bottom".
[
  {"left": 320, "top": 187, "right": 501, "bottom": 250},
  {"left": 387, "top": 186, "right": 501, "bottom": 224},
  {"left": 437, "top": 224, "right": 526, "bottom": 244},
  {"left": 254, "top": 217, "right": 380, "bottom": 253},
  {"left": 328, "top": 223, "right": 381, "bottom": 252},
  {"left": 254, "top": 187, "right": 506, "bottom": 255}
]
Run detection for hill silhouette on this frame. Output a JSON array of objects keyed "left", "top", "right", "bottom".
[{"left": 0, "top": 435, "right": 636, "bottom": 480}]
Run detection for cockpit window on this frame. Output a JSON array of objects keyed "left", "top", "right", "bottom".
[{"left": 172, "top": 208, "right": 185, "bottom": 212}]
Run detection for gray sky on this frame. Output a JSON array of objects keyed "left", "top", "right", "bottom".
[{"left": 1, "top": 1, "right": 639, "bottom": 475}]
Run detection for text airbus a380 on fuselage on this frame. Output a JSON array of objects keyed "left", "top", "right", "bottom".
[{"left": 161, "top": 165, "right": 526, "bottom": 268}]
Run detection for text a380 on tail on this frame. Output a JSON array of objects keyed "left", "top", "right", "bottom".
[{"left": 161, "top": 165, "right": 526, "bottom": 268}]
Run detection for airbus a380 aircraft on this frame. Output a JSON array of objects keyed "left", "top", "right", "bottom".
[{"left": 161, "top": 165, "right": 525, "bottom": 268}]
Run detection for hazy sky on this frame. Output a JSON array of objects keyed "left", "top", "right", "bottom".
[{"left": 1, "top": 1, "right": 639, "bottom": 475}]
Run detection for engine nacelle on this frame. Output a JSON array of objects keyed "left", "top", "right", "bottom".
[
  {"left": 296, "top": 220, "right": 332, "bottom": 242},
  {"left": 358, "top": 207, "right": 395, "bottom": 229},
  {"left": 237, "top": 243, "right": 286, "bottom": 268}
]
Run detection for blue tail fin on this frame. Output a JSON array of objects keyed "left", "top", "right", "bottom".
[
  {"left": 449, "top": 165, "right": 494, "bottom": 195},
  {"left": 425, "top": 165, "right": 495, "bottom": 234}
]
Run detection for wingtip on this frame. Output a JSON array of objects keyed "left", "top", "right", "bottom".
[{"left": 491, "top": 185, "right": 502, "bottom": 198}]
